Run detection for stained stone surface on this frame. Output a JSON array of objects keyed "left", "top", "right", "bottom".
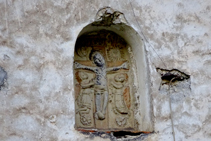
[{"left": 0, "top": 0, "right": 211, "bottom": 141}]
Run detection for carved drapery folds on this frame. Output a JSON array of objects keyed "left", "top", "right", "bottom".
[{"left": 74, "top": 30, "right": 135, "bottom": 131}]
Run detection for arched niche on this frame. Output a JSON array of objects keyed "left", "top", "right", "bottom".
[{"left": 73, "top": 10, "right": 153, "bottom": 132}]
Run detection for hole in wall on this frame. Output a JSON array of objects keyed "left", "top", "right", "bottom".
[
  {"left": 156, "top": 68, "right": 191, "bottom": 141},
  {"left": 113, "top": 131, "right": 145, "bottom": 138},
  {"left": 157, "top": 68, "right": 190, "bottom": 86},
  {"left": 156, "top": 68, "right": 191, "bottom": 108}
]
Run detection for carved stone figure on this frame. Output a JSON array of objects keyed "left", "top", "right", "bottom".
[
  {"left": 76, "top": 71, "right": 94, "bottom": 125},
  {"left": 108, "top": 73, "right": 132, "bottom": 127},
  {"left": 110, "top": 73, "right": 129, "bottom": 114},
  {"left": 75, "top": 51, "right": 129, "bottom": 120}
]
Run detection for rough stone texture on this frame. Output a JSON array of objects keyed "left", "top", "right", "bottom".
[{"left": 0, "top": 0, "right": 211, "bottom": 141}]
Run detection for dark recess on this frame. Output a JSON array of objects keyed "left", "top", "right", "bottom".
[
  {"left": 0, "top": 66, "right": 7, "bottom": 90},
  {"left": 113, "top": 131, "right": 143, "bottom": 138},
  {"left": 157, "top": 68, "right": 190, "bottom": 82}
]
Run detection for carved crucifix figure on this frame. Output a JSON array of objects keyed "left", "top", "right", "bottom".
[{"left": 74, "top": 51, "right": 129, "bottom": 120}]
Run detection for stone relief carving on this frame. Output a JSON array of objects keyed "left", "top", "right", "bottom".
[
  {"left": 110, "top": 73, "right": 130, "bottom": 114},
  {"left": 109, "top": 73, "right": 131, "bottom": 127},
  {"left": 75, "top": 52, "right": 129, "bottom": 120},
  {"left": 74, "top": 30, "right": 134, "bottom": 131},
  {"left": 76, "top": 71, "right": 94, "bottom": 125},
  {"left": 116, "top": 117, "right": 127, "bottom": 127},
  {"left": 105, "top": 33, "right": 127, "bottom": 61}
]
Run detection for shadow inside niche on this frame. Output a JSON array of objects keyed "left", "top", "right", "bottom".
[
  {"left": 112, "top": 131, "right": 153, "bottom": 141},
  {"left": 80, "top": 130, "right": 152, "bottom": 140},
  {"left": 113, "top": 131, "right": 144, "bottom": 138}
]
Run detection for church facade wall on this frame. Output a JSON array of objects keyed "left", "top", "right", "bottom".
[{"left": 0, "top": 0, "right": 210, "bottom": 140}]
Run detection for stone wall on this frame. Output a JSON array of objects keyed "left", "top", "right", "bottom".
[{"left": 0, "top": 0, "right": 210, "bottom": 140}]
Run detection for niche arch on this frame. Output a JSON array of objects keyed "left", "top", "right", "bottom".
[{"left": 73, "top": 9, "right": 153, "bottom": 132}]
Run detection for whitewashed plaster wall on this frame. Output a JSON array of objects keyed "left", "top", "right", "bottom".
[{"left": 0, "top": 0, "right": 211, "bottom": 141}]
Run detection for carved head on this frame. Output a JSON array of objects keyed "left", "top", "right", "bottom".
[
  {"left": 90, "top": 51, "right": 105, "bottom": 67},
  {"left": 114, "top": 73, "right": 127, "bottom": 83},
  {"left": 79, "top": 71, "right": 88, "bottom": 80}
]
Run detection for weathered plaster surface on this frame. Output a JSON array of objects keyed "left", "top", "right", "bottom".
[{"left": 0, "top": 0, "right": 210, "bottom": 140}]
